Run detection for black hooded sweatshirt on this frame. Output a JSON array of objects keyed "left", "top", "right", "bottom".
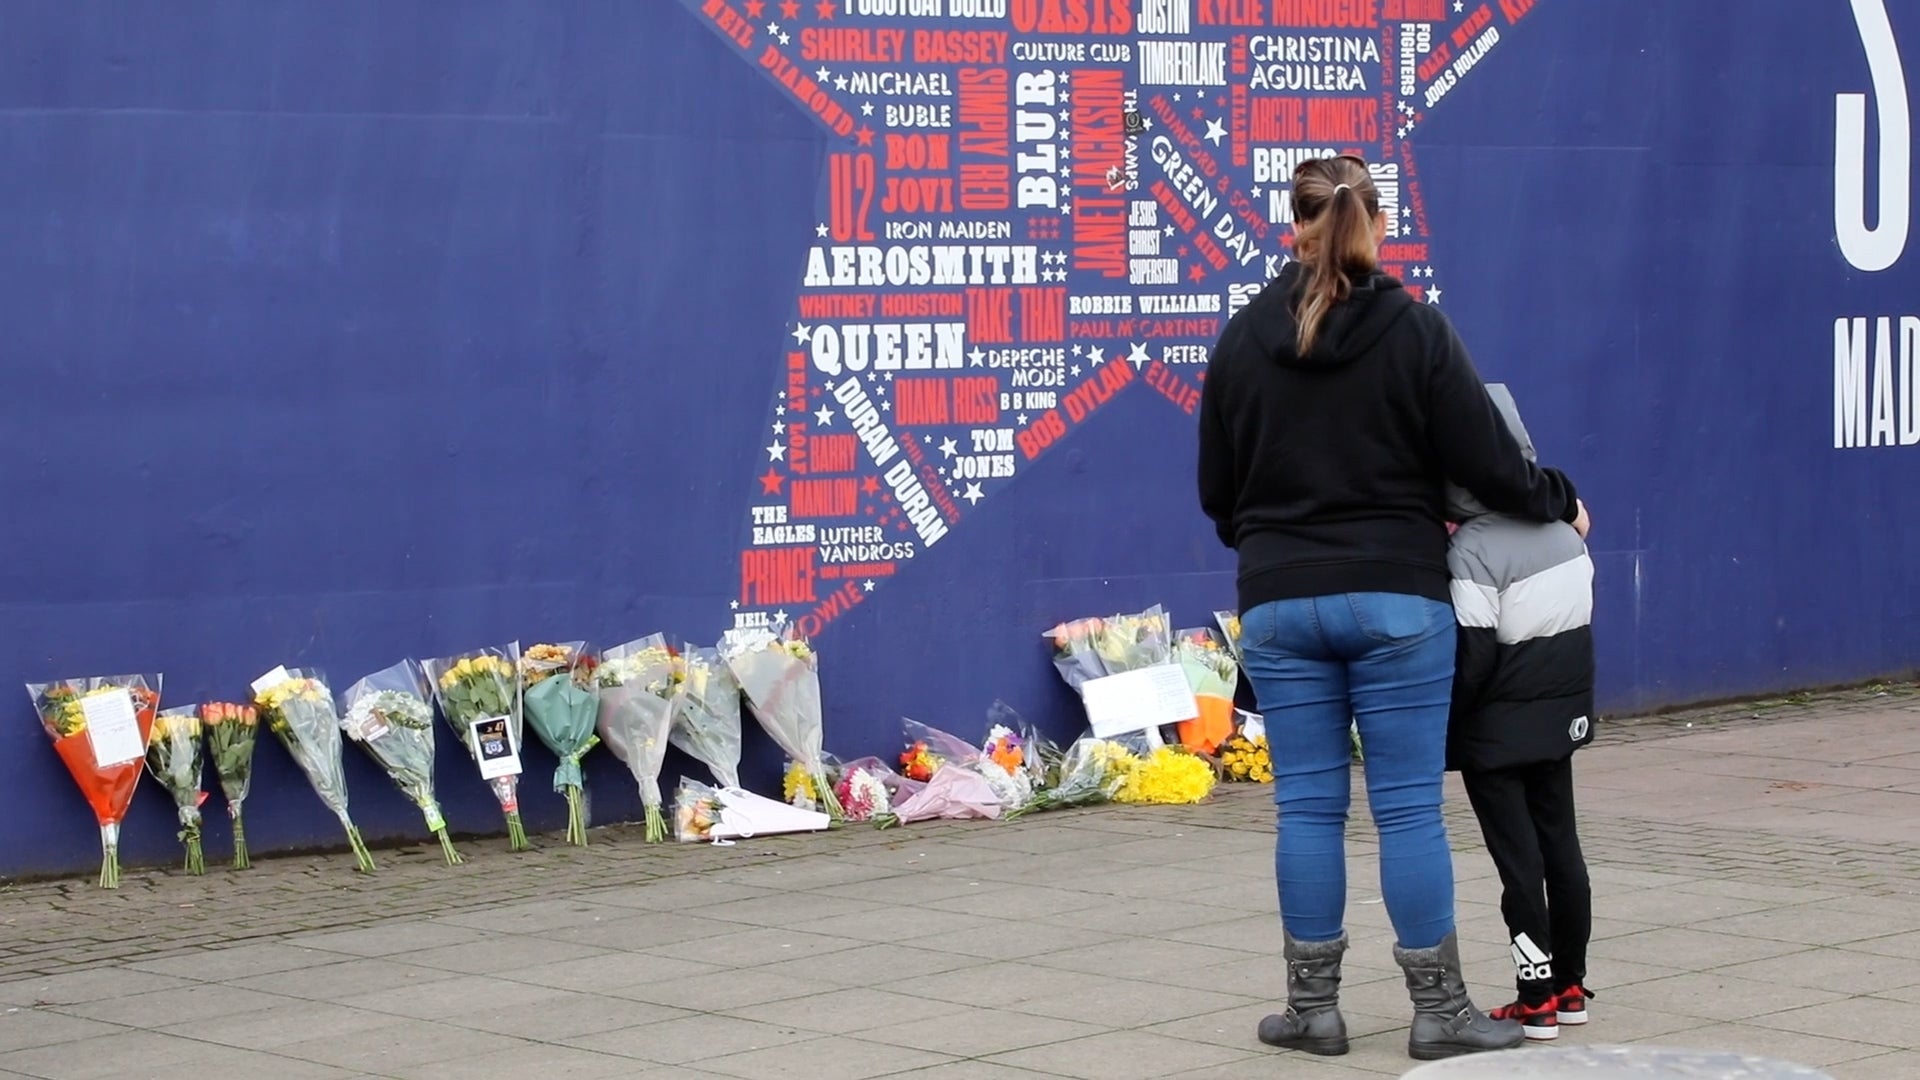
[{"left": 1198, "top": 263, "right": 1579, "bottom": 614}]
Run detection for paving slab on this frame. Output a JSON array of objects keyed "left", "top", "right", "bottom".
[{"left": 2, "top": 685, "right": 1919, "bottom": 1079}]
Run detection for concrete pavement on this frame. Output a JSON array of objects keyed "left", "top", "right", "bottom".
[{"left": 2, "top": 685, "right": 1918, "bottom": 1079}]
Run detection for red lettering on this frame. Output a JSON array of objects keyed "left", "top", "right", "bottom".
[
  {"left": 885, "top": 133, "right": 952, "bottom": 172},
  {"left": 1250, "top": 97, "right": 1306, "bottom": 142},
  {"left": 701, "top": 0, "right": 755, "bottom": 48},
  {"left": 1269, "top": 0, "right": 1376, "bottom": 27},
  {"left": 811, "top": 434, "right": 857, "bottom": 473},
  {"left": 953, "top": 377, "right": 1002, "bottom": 424},
  {"left": 740, "top": 548, "right": 818, "bottom": 606},
  {"left": 1011, "top": 0, "right": 1133, "bottom": 35},
  {"left": 894, "top": 379, "right": 952, "bottom": 426},
  {"left": 828, "top": 153, "right": 876, "bottom": 242},
  {"left": 1019, "top": 287, "right": 1067, "bottom": 343},
  {"left": 1306, "top": 98, "right": 1380, "bottom": 142},
  {"left": 1198, "top": 0, "right": 1266, "bottom": 25},
  {"left": 968, "top": 287, "right": 1015, "bottom": 344},
  {"left": 1014, "top": 409, "right": 1069, "bottom": 459},
  {"left": 958, "top": 68, "right": 1009, "bottom": 158},
  {"left": 790, "top": 479, "right": 859, "bottom": 519}
]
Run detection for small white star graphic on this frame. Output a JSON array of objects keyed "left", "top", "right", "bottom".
[
  {"left": 862, "top": 579, "right": 875, "bottom": 592},
  {"left": 861, "top": 101, "right": 873, "bottom": 116},
  {"left": 1069, "top": 364, "right": 1081, "bottom": 377},
  {"left": 1071, "top": 343, "right": 1083, "bottom": 356},
  {"left": 772, "top": 421, "right": 785, "bottom": 434},
  {"left": 835, "top": 75, "right": 848, "bottom": 92},
  {"left": 1428, "top": 287, "right": 1444, "bottom": 305},
  {"left": 772, "top": 608, "right": 788, "bottom": 624},
  {"left": 814, "top": 404, "right": 835, "bottom": 426},
  {"left": 961, "top": 483, "right": 984, "bottom": 506},
  {"left": 1204, "top": 118, "right": 1227, "bottom": 146},
  {"left": 815, "top": 223, "right": 827, "bottom": 237},
  {"left": 729, "top": 600, "right": 739, "bottom": 610},
  {"left": 938, "top": 437, "right": 958, "bottom": 458},
  {"left": 815, "top": 66, "right": 830, "bottom": 81},
  {"left": 791, "top": 322, "right": 810, "bottom": 343},
  {"left": 766, "top": 21, "right": 779, "bottom": 33},
  {"left": 766, "top": 441, "right": 786, "bottom": 462},
  {"left": 775, "top": 405, "right": 786, "bottom": 416},
  {"left": 1016, "top": 413, "right": 1030, "bottom": 426},
  {"left": 1088, "top": 345, "right": 1105, "bottom": 363},
  {"left": 778, "top": 31, "right": 789, "bottom": 44},
  {"left": 1128, "top": 342, "right": 1152, "bottom": 369},
  {"left": 968, "top": 347, "right": 986, "bottom": 367},
  {"left": 1164, "top": 224, "right": 1176, "bottom": 237}
]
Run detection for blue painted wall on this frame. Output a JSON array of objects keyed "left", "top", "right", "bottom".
[{"left": 3, "top": 1, "right": 1915, "bottom": 877}]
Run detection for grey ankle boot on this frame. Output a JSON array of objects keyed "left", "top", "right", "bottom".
[
  {"left": 1392, "top": 933, "right": 1524, "bottom": 1060},
  {"left": 1256, "top": 932, "right": 1349, "bottom": 1056}
]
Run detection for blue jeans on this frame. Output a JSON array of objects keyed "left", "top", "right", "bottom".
[{"left": 1239, "top": 593, "right": 1458, "bottom": 949}]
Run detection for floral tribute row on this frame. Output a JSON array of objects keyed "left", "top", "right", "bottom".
[{"left": 28, "top": 610, "right": 1272, "bottom": 888}]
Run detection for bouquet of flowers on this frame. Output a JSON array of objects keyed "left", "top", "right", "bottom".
[
  {"left": 26, "top": 674, "right": 161, "bottom": 888},
  {"left": 725, "top": 633, "right": 843, "bottom": 819},
  {"left": 874, "top": 765, "right": 1003, "bottom": 829},
  {"left": 255, "top": 669, "right": 376, "bottom": 873},
  {"left": 1213, "top": 609, "right": 1242, "bottom": 659},
  {"left": 1115, "top": 744, "right": 1217, "bottom": 805},
  {"left": 669, "top": 645, "right": 743, "bottom": 790},
  {"left": 425, "top": 644, "right": 529, "bottom": 851},
  {"left": 521, "top": 642, "right": 602, "bottom": 846},
  {"left": 147, "top": 706, "right": 208, "bottom": 875},
  {"left": 984, "top": 699, "right": 1052, "bottom": 794},
  {"left": 201, "top": 702, "right": 259, "bottom": 868},
  {"left": 1219, "top": 730, "right": 1273, "bottom": 783},
  {"left": 830, "top": 757, "right": 903, "bottom": 823},
  {"left": 1042, "top": 618, "right": 1108, "bottom": 693},
  {"left": 340, "top": 660, "right": 461, "bottom": 865},
  {"left": 1092, "top": 605, "right": 1174, "bottom": 674},
  {"left": 673, "top": 778, "right": 725, "bottom": 843},
  {"left": 1006, "top": 734, "right": 1143, "bottom": 820},
  {"left": 597, "top": 635, "right": 679, "bottom": 842},
  {"left": 1175, "top": 628, "right": 1239, "bottom": 754},
  {"left": 1044, "top": 605, "right": 1180, "bottom": 746},
  {"left": 899, "top": 718, "right": 1029, "bottom": 811}
]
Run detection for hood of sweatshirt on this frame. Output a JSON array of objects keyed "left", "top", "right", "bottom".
[
  {"left": 1245, "top": 260, "right": 1418, "bottom": 369},
  {"left": 1446, "top": 383, "right": 1535, "bottom": 521}
]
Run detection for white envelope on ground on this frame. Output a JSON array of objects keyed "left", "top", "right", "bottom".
[{"left": 711, "top": 788, "right": 830, "bottom": 838}]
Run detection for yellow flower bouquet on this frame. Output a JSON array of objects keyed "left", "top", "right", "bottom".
[
  {"left": 724, "top": 632, "right": 843, "bottom": 819},
  {"left": 425, "top": 645, "right": 529, "bottom": 851},
  {"left": 1114, "top": 745, "right": 1217, "bottom": 805},
  {"left": 1218, "top": 731, "right": 1273, "bottom": 784},
  {"left": 255, "top": 668, "right": 376, "bottom": 873},
  {"left": 146, "top": 706, "right": 208, "bottom": 874},
  {"left": 597, "top": 634, "right": 680, "bottom": 841}
]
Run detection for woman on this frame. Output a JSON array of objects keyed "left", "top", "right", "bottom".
[{"left": 1196, "top": 155, "right": 1589, "bottom": 1062}]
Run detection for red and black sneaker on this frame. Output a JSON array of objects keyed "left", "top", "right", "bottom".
[
  {"left": 1489, "top": 1000, "right": 1558, "bottom": 1041},
  {"left": 1554, "top": 984, "right": 1594, "bottom": 1026}
]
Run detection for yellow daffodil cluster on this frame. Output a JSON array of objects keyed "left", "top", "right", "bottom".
[
  {"left": 438, "top": 654, "right": 514, "bottom": 692},
  {"left": 1114, "top": 746, "right": 1217, "bottom": 805},
  {"left": 773, "top": 638, "right": 814, "bottom": 663},
  {"left": 1219, "top": 733, "right": 1273, "bottom": 783}
]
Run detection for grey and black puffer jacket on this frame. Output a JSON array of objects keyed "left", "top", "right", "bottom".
[{"left": 1445, "top": 384, "right": 1596, "bottom": 773}]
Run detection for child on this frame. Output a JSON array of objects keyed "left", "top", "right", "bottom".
[{"left": 1445, "top": 384, "right": 1596, "bottom": 1042}]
